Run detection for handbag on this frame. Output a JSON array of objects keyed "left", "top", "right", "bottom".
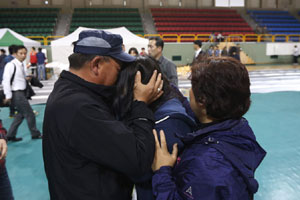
[
  {"left": 25, "top": 81, "right": 35, "bottom": 100},
  {"left": 0, "top": 89, "right": 7, "bottom": 107}
]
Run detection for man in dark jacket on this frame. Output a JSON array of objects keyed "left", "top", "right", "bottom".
[{"left": 42, "top": 30, "right": 164, "bottom": 200}]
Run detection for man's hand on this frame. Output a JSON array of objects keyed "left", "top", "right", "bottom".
[
  {"left": 3, "top": 99, "right": 11, "bottom": 105},
  {"left": 152, "top": 129, "right": 178, "bottom": 172},
  {"left": 0, "top": 139, "right": 7, "bottom": 160},
  {"left": 133, "top": 70, "right": 164, "bottom": 104}
]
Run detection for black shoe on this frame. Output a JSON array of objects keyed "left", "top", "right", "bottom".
[
  {"left": 32, "top": 135, "right": 42, "bottom": 140},
  {"left": 7, "top": 136, "right": 23, "bottom": 142}
]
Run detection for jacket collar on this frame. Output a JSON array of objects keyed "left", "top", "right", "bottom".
[
  {"left": 60, "top": 70, "right": 116, "bottom": 102},
  {"left": 179, "top": 118, "right": 243, "bottom": 143}
]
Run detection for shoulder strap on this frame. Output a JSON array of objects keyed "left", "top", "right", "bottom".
[{"left": 10, "top": 63, "right": 16, "bottom": 86}]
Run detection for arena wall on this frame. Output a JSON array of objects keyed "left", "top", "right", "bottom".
[{"left": 1, "top": 0, "right": 300, "bottom": 9}]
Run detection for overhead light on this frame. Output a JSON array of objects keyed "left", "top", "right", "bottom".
[{"left": 45, "top": 0, "right": 49, "bottom": 4}]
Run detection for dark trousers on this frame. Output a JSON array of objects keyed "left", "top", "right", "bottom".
[
  {"left": 0, "top": 166, "right": 14, "bottom": 200},
  {"left": 7, "top": 91, "right": 41, "bottom": 138},
  {"left": 31, "top": 63, "right": 37, "bottom": 78},
  {"left": 293, "top": 55, "right": 298, "bottom": 64},
  {"left": 9, "top": 101, "right": 16, "bottom": 117}
]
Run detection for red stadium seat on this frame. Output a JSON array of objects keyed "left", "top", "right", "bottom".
[{"left": 151, "top": 8, "right": 254, "bottom": 39}]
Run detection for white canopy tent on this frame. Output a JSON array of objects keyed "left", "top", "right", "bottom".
[
  {"left": 51, "top": 27, "right": 148, "bottom": 65},
  {"left": 0, "top": 28, "right": 41, "bottom": 47},
  {"left": 0, "top": 28, "right": 41, "bottom": 62}
]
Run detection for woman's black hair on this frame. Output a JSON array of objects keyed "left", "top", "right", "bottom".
[
  {"left": 113, "top": 56, "right": 181, "bottom": 120},
  {"left": 128, "top": 47, "right": 139, "bottom": 56}
]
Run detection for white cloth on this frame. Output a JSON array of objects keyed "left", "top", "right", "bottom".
[
  {"left": 217, "top": 33, "right": 223, "bottom": 40},
  {"left": 3, "top": 58, "right": 27, "bottom": 99},
  {"left": 195, "top": 48, "right": 202, "bottom": 58}
]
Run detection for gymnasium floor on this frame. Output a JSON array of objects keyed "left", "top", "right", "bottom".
[{"left": 1, "top": 65, "right": 300, "bottom": 200}]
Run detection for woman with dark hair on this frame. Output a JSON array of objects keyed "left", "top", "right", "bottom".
[
  {"left": 113, "top": 56, "right": 196, "bottom": 200},
  {"left": 128, "top": 47, "right": 139, "bottom": 57},
  {"left": 151, "top": 57, "right": 266, "bottom": 199}
]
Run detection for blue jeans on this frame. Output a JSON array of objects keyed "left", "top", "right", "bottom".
[
  {"left": 37, "top": 64, "right": 46, "bottom": 80},
  {"left": 0, "top": 166, "right": 14, "bottom": 200}
]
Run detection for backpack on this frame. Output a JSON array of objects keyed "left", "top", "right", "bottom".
[{"left": 0, "top": 64, "right": 16, "bottom": 107}]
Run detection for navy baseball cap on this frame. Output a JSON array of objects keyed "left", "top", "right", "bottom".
[{"left": 73, "top": 30, "right": 136, "bottom": 63}]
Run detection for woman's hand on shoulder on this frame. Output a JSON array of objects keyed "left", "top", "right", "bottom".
[{"left": 152, "top": 129, "right": 178, "bottom": 172}]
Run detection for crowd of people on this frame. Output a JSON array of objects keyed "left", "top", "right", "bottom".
[
  {"left": 0, "top": 30, "right": 266, "bottom": 200},
  {"left": 192, "top": 39, "right": 242, "bottom": 62}
]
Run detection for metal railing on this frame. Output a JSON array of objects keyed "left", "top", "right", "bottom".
[{"left": 26, "top": 34, "right": 300, "bottom": 45}]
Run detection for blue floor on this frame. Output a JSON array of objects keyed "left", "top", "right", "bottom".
[
  {"left": 245, "top": 92, "right": 300, "bottom": 200},
  {"left": 1, "top": 92, "right": 300, "bottom": 200}
]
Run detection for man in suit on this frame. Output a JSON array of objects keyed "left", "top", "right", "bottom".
[{"left": 193, "top": 40, "right": 204, "bottom": 63}]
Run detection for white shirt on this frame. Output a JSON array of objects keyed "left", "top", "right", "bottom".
[
  {"left": 195, "top": 48, "right": 202, "bottom": 58},
  {"left": 217, "top": 33, "right": 223, "bottom": 39},
  {"left": 293, "top": 47, "right": 299, "bottom": 56},
  {"left": 3, "top": 58, "right": 27, "bottom": 99}
]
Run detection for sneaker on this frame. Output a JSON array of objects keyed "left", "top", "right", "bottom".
[{"left": 7, "top": 136, "right": 23, "bottom": 142}]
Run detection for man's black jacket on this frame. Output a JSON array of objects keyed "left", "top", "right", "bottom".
[{"left": 43, "top": 70, "right": 155, "bottom": 200}]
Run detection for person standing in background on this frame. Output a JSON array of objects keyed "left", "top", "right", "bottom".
[
  {"left": 128, "top": 47, "right": 139, "bottom": 57},
  {"left": 193, "top": 40, "right": 203, "bottom": 61},
  {"left": 210, "top": 32, "right": 216, "bottom": 43},
  {"left": 36, "top": 48, "right": 47, "bottom": 80},
  {"left": 0, "top": 49, "right": 7, "bottom": 83},
  {"left": 221, "top": 46, "right": 228, "bottom": 56},
  {"left": 216, "top": 32, "right": 224, "bottom": 42},
  {"left": 214, "top": 46, "right": 221, "bottom": 57},
  {"left": 29, "top": 47, "right": 37, "bottom": 77},
  {"left": 148, "top": 37, "right": 178, "bottom": 86},
  {"left": 207, "top": 45, "right": 214, "bottom": 57},
  {"left": 140, "top": 47, "right": 147, "bottom": 56},
  {"left": 4, "top": 45, "right": 17, "bottom": 65},
  {"left": 293, "top": 45, "right": 299, "bottom": 65}
]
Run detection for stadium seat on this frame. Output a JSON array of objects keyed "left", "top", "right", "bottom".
[
  {"left": 151, "top": 8, "right": 254, "bottom": 39},
  {"left": 248, "top": 9, "right": 300, "bottom": 35},
  {"left": 0, "top": 8, "right": 59, "bottom": 36},
  {"left": 70, "top": 8, "right": 144, "bottom": 34}
]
